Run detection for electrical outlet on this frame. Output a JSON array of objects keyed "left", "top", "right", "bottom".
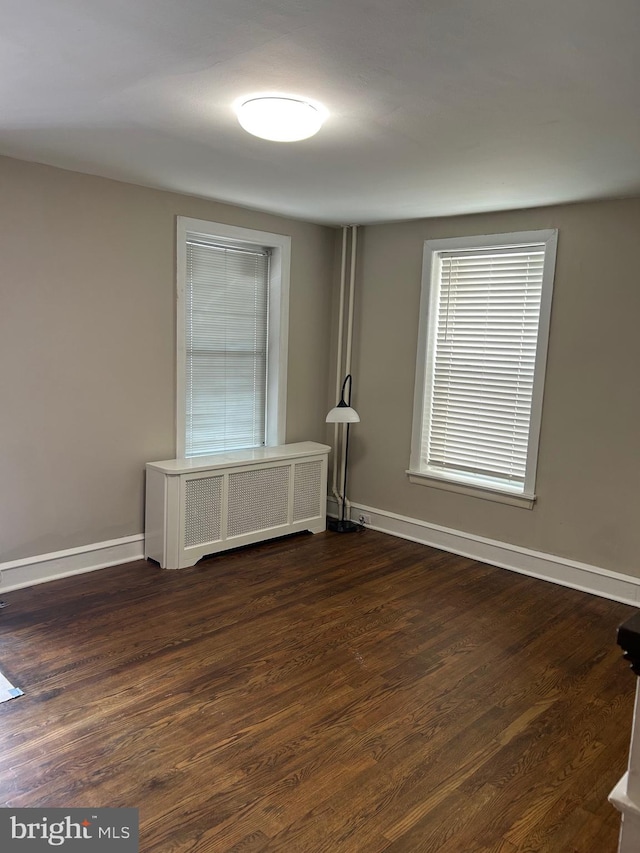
[{"left": 358, "top": 513, "right": 372, "bottom": 526}]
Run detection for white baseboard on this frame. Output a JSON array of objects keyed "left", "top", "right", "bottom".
[
  {"left": 5, "top": 500, "right": 640, "bottom": 606},
  {"left": 327, "top": 498, "right": 640, "bottom": 606},
  {"left": 0, "top": 535, "right": 145, "bottom": 593}
]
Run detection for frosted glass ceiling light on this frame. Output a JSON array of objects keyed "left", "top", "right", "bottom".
[{"left": 236, "top": 96, "right": 326, "bottom": 142}]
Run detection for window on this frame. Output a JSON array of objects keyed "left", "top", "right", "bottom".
[
  {"left": 409, "top": 230, "right": 557, "bottom": 506},
  {"left": 176, "top": 217, "right": 290, "bottom": 457}
]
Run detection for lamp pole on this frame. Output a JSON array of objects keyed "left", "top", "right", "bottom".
[{"left": 326, "top": 374, "right": 360, "bottom": 533}]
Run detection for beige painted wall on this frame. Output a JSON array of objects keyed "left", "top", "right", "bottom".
[
  {"left": 3, "top": 154, "right": 637, "bottom": 579},
  {"left": 0, "top": 156, "right": 336, "bottom": 562},
  {"left": 347, "top": 198, "right": 640, "bottom": 577}
]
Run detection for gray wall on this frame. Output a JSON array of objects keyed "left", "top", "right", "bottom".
[
  {"left": 0, "top": 156, "right": 336, "bottom": 561},
  {"left": 347, "top": 198, "right": 640, "bottom": 576},
  {"left": 3, "top": 153, "right": 638, "bottom": 581}
]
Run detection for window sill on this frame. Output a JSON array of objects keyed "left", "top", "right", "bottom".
[{"left": 406, "top": 471, "right": 536, "bottom": 509}]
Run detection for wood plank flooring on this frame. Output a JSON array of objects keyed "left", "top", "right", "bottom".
[{"left": 0, "top": 529, "right": 635, "bottom": 852}]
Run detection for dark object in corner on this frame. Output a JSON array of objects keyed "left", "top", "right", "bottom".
[
  {"left": 617, "top": 611, "right": 640, "bottom": 675},
  {"left": 327, "top": 518, "right": 359, "bottom": 533}
]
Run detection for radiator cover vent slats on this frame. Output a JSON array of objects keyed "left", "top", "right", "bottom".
[
  {"left": 227, "top": 466, "right": 290, "bottom": 537},
  {"left": 184, "top": 475, "right": 223, "bottom": 548},
  {"left": 293, "top": 460, "right": 323, "bottom": 521}
]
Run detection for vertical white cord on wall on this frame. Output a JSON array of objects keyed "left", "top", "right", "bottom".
[
  {"left": 330, "top": 225, "right": 359, "bottom": 516},
  {"left": 340, "top": 225, "right": 358, "bottom": 513},
  {"left": 345, "top": 225, "right": 358, "bottom": 378},
  {"left": 332, "top": 226, "right": 349, "bottom": 504}
]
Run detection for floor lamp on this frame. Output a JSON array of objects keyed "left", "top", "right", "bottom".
[{"left": 326, "top": 374, "right": 360, "bottom": 532}]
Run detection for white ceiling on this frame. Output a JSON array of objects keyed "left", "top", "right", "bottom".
[{"left": 2, "top": 0, "right": 640, "bottom": 225}]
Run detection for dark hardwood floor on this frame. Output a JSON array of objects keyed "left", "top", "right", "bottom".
[{"left": 0, "top": 529, "right": 634, "bottom": 852}]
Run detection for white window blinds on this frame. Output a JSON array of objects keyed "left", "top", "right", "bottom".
[
  {"left": 184, "top": 238, "right": 270, "bottom": 457},
  {"left": 422, "top": 244, "right": 546, "bottom": 494}
]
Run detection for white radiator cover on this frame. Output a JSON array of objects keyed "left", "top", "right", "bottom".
[{"left": 145, "top": 442, "right": 330, "bottom": 569}]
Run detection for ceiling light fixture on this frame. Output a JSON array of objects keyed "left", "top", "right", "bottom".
[{"left": 236, "top": 95, "right": 327, "bottom": 142}]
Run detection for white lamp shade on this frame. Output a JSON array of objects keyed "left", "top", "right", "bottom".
[{"left": 326, "top": 405, "right": 360, "bottom": 423}]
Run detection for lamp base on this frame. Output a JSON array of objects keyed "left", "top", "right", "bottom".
[{"left": 327, "top": 518, "right": 360, "bottom": 533}]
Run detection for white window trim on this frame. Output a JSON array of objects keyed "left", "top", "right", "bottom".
[
  {"left": 409, "top": 229, "right": 558, "bottom": 506},
  {"left": 176, "top": 216, "right": 290, "bottom": 458}
]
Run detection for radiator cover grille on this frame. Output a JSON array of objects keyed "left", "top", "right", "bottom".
[
  {"left": 227, "top": 465, "right": 290, "bottom": 537},
  {"left": 184, "top": 475, "right": 223, "bottom": 548},
  {"left": 293, "top": 460, "right": 323, "bottom": 521}
]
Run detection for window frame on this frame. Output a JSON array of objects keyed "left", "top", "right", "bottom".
[
  {"left": 176, "top": 216, "right": 290, "bottom": 458},
  {"left": 409, "top": 229, "right": 558, "bottom": 507}
]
